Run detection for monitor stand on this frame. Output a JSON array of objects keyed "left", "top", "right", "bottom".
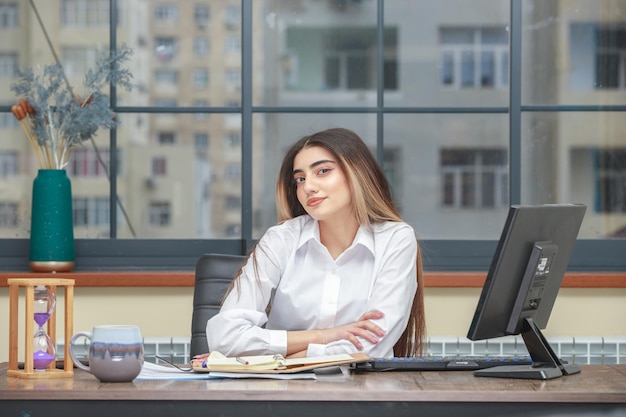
[{"left": 473, "top": 318, "right": 581, "bottom": 380}]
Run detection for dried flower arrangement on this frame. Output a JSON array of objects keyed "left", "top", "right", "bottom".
[{"left": 10, "top": 45, "right": 134, "bottom": 170}]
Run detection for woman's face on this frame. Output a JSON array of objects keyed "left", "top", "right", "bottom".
[{"left": 292, "top": 146, "right": 353, "bottom": 222}]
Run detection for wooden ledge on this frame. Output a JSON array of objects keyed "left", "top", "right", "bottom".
[{"left": 1, "top": 271, "right": 625, "bottom": 288}]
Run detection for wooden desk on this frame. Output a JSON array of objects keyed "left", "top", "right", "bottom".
[{"left": 2, "top": 363, "right": 626, "bottom": 417}]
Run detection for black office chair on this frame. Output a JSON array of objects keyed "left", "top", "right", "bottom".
[{"left": 190, "top": 253, "right": 245, "bottom": 358}]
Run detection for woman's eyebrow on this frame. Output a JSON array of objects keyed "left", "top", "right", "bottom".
[{"left": 293, "top": 159, "right": 336, "bottom": 175}]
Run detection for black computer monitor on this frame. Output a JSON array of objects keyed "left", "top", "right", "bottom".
[{"left": 467, "top": 204, "right": 587, "bottom": 380}]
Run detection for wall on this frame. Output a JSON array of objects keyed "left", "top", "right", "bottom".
[{"left": 2, "top": 286, "right": 626, "bottom": 362}]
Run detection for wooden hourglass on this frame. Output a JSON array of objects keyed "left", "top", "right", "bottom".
[{"left": 7, "top": 278, "right": 74, "bottom": 379}]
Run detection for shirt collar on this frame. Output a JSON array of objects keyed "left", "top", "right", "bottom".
[{"left": 297, "top": 216, "right": 375, "bottom": 256}]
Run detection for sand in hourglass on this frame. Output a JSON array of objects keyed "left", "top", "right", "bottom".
[{"left": 33, "top": 312, "right": 55, "bottom": 369}]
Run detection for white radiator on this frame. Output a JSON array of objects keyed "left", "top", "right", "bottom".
[{"left": 62, "top": 335, "right": 626, "bottom": 365}]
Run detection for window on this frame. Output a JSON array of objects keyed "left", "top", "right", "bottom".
[
  {"left": 0, "top": 53, "right": 18, "bottom": 77},
  {"left": 0, "top": 113, "right": 18, "bottom": 128},
  {"left": 0, "top": 152, "right": 18, "bottom": 176},
  {"left": 286, "top": 27, "right": 397, "bottom": 91},
  {"left": 225, "top": 132, "right": 240, "bottom": 148},
  {"left": 594, "top": 26, "right": 626, "bottom": 89},
  {"left": 193, "top": 68, "right": 209, "bottom": 88},
  {"left": 193, "top": 100, "right": 209, "bottom": 120},
  {"left": 157, "top": 132, "right": 176, "bottom": 145},
  {"left": 194, "top": 5, "right": 209, "bottom": 28},
  {"left": 225, "top": 69, "right": 241, "bottom": 89},
  {"left": 62, "top": 47, "right": 98, "bottom": 77},
  {"left": 225, "top": 36, "right": 241, "bottom": 54},
  {"left": 193, "top": 37, "right": 210, "bottom": 55},
  {"left": 224, "top": 5, "right": 240, "bottom": 29},
  {"left": 0, "top": 202, "right": 18, "bottom": 227},
  {"left": 149, "top": 202, "right": 171, "bottom": 226},
  {"left": 194, "top": 133, "right": 209, "bottom": 150},
  {"left": 154, "top": 5, "right": 178, "bottom": 21},
  {"left": 0, "top": 3, "right": 18, "bottom": 28},
  {"left": 1, "top": 1, "right": 624, "bottom": 272},
  {"left": 73, "top": 197, "right": 109, "bottom": 227},
  {"left": 155, "top": 69, "right": 178, "bottom": 84},
  {"left": 155, "top": 37, "right": 178, "bottom": 62},
  {"left": 68, "top": 148, "right": 110, "bottom": 177},
  {"left": 440, "top": 27, "right": 509, "bottom": 89},
  {"left": 440, "top": 149, "right": 508, "bottom": 209},
  {"left": 61, "top": 0, "right": 109, "bottom": 27},
  {"left": 596, "top": 149, "right": 626, "bottom": 213},
  {"left": 152, "top": 157, "right": 167, "bottom": 176}
]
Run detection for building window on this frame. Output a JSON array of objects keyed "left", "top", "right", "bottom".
[
  {"left": 73, "top": 197, "right": 109, "bottom": 227},
  {"left": 439, "top": 27, "right": 509, "bottom": 89},
  {"left": 225, "top": 69, "right": 241, "bottom": 89},
  {"left": 157, "top": 132, "right": 176, "bottom": 145},
  {"left": 193, "top": 100, "right": 209, "bottom": 120},
  {"left": 149, "top": 202, "right": 171, "bottom": 226},
  {"left": 596, "top": 149, "right": 626, "bottom": 212},
  {"left": 153, "top": 99, "right": 178, "bottom": 108},
  {"left": 152, "top": 157, "right": 167, "bottom": 176},
  {"left": 193, "top": 37, "right": 210, "bottom": 56},
  {"left": 193, "top": 68, "right": 209, "bottom": 88},
  {"left": 440, "top": 149, "right": 508, "bottom": 209},
  {"left": 194, "top": 133, "right": 209, "bottom": 150},
  {"left": 0, "top": 152, "right": 18, "bottom": 176},
  {"left": 68, "top": 148, "right": 110, "bottom": 177},
  {"left": 155, "top": 37, "right": 178, "bottom": 62},
  {"left": 225, "top": 132, "right": 240, "bottom": 148},
  {"left": 224, "top": 5, "right": 240, "bottom": 29},
  {"left": 0, "top": 202, "right": 18, "bottom": 227},
  {"left": 154, "top": 69, "right": 178, "bottom": 84},
  {"left": 286, "top": 27, "right": 397, "bottom": 91},
  {"left": 224, "top": 164, "right": 241, "bottom": 182},
  {"left": 62, "top": 47, "right": 98, "bottom": 77},
  {"left": 154, "top": 5, "right": 178, "bottom": 21},
  {"left": 595, "top": 26, "right": 626, "bottom": 89},
  {"left": 0, "top": 113, "right": 18, "bottom": 128},
  {"left": 194, "top": 5, "right": 209, "bottom": 29},
  {"left": 225, "top": 36, "right": 241, "bottom": 54},
  {"left": 61, "top": 0, "right": 109, "bottom": 27},
  {"left": 0, "top": 3, "right": 18, "bottom": 28},
  {"left": 225, "top": 196, "right": 241, "bottom": 211},
  {"left": 0, "top": 53, "right": 18, "bottom": 77}
]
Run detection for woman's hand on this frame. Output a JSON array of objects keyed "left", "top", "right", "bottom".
[
  {"left": 191, "top": 352, "right": 210, "bottom": 365},
  {"left": 321, "top": 310, "right": 386, "bottom": 350}
]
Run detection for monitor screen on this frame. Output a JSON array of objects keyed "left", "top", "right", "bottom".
[{"left": 466, "top": 204, "right": 586, "bottom": 379}]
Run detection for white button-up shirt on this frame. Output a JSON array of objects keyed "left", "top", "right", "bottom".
[{"left": 206, "top": 215, "right": 417, "bottom": 358}]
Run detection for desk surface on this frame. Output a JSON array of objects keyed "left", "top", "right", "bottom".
[{"left": 2, "top": 363, "right": 626, "bottom": 417}]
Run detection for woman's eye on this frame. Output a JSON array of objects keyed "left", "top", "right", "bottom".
[
  {"left": 318, "top": 168, "right": 331, "bottom": 175},
  {"left": 293, "top": 177, "right": 305, "bottom": 185}
]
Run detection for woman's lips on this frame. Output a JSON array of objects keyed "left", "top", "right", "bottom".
[{"left": 307, "top": 197, "right": 325, "bottom": 207}]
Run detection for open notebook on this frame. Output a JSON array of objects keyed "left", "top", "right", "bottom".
[{"left": 192, "top": 351, "right": 370, "bottom": 374}]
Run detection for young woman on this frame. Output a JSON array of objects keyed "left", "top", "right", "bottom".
[{"left": 203, "top": 128, "right": 425, "bottom": 359}]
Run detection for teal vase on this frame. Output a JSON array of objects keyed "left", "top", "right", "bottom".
[{"left": 29, "top": 169, "right": 75, "bottom": 272}]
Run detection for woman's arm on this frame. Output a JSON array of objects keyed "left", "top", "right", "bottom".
[{"left": 286, "top": 310, "right": 385, "bottom": 357}]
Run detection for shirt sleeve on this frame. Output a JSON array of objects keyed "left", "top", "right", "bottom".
[
  {"left": 306, "top": 225, "right": 418, "bottom": 358},
  {"left": 206, "top": 230, "right": 288, "bottom": 357}
]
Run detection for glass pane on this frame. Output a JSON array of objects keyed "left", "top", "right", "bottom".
[
  {"left": 252, "top": 113, "right": 377, "bottom": 238},
  {"left": 523, "top": 0, "right": 626, "bottom": 105},
  {"left": 522, "top": 112, "right": 626, "bottom": 239},
  {"left": 385, "top": 114, "right": 509, "bottom": 240},
  {"left": 385, "top": 0, "right": 509, "bottom": 106},
  {"left": 255, "top": 0, "right": 378, "bottom": 106}
]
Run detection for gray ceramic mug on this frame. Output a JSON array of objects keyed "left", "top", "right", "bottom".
[{"left": 69, "top": 325, "right": 144, "bottom": 382}]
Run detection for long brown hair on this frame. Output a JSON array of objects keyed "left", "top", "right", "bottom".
[{"left": 275, "top": 128, "right": 426, "bottom": 356}]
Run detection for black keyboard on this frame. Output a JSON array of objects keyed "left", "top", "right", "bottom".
[{"left": 352, "top": 356, "right": 533, "bottom": 371}]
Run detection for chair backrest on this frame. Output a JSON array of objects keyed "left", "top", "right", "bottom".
[{"left": 190, "top": 253, "right": 245, "bottom": 358}]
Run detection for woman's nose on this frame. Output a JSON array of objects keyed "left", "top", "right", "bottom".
[{"left": 302, "top": 176, "right": 318, "bottom": 193}]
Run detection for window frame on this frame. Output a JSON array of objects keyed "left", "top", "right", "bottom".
[{"left": 0, "top": 0, "right": 625, "bottom": 274}]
